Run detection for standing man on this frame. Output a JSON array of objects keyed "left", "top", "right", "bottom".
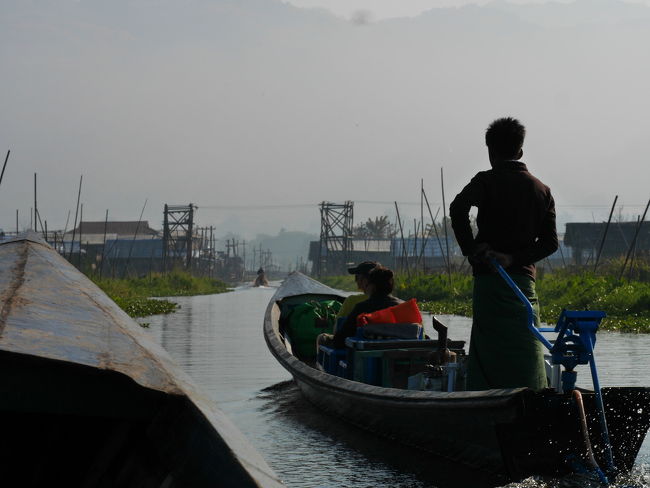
[{"left": 450, "top": 117, "right": 558, "bottom": 391}]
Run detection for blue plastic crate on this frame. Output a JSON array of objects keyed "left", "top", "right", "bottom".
[{"left": 318, "top": 345, "right": 347, "bottom": 376}]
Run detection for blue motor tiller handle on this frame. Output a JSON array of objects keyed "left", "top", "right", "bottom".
[{"left": 489, "top": 258, "right": 614, "bottom": 484}]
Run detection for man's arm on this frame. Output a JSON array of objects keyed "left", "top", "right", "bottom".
[
  {"left": 512, "top": 193, "right": 559, "bottom": 265},
  {"left": 450, "top": 174, "right": 484, "bottom": 256}
]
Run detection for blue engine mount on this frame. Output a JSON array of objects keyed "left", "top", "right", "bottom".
[{"left": 491, "top": 259, "right": 614, "bottom": 484}]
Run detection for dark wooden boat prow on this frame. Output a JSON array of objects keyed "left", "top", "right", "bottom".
[
  {"left": 0, "top": 235, "right": 284, "bottom": 488},
  {"left": 264, "top": 272, "right": 650, "bottom": 484}
]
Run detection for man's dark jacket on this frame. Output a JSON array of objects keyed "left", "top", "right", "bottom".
[{"left": 449, "top": 160, "right": 558, "bottom": 279}]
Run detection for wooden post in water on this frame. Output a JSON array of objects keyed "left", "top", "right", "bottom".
[
  {"left": 593, "top": 195, "right": 618, "bottom": 272},
  {"left": 15, "top": 209, "right": 18, "bottom": 234}
]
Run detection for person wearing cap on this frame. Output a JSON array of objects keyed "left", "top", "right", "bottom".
[
  {"left": 336, "top": 261, "right": 378, "bottom": 319},
  {"left": 316, "top": 261, "right": 382, "bottom": 352},
  {"left": 332, "top": 266, "right": 403, "bottom": 348}
]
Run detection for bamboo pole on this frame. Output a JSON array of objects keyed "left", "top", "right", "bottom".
[
  {"left": 558, "top": 238, "right": 567, "bottom": 268},
  {"left": 79, "top": 203, "right": 83, "bottom": 268},
  {"left": 68, "top": 175, "right": 83, "bottom": 261},
  {"left": 34, "top": 173, "right": 38, "bottom": 234},
  {"left": 63, "top": 210, "right": 71, "bottom": 235},
  {"left": 34, "top": 172, "right": 46, "bottom": 237},
  {"left": 594, "top": 195, "right": 618, "bottom": 272},
  {"left": 412, "top": 218, "right": 419, "bottom": 272},
  {"left": 0, "top": 150, "right": 10, "bottom": 188},
  {"left": 99, "top": 209, "right": 109, "bottom": 279},
  {"left": 619, "top": 199, "right": 650, "bottom": 280},
  {"left": 416, "top": 207, "right": 438, "bottom": 271},
  {"left": 394, "top": 201, "right": 410, "bottom": 278},
  {"left": 123, "top": 199, "right": 148, "bottom": 278},
  {"left": 627, "top": 216, "right": 641, "bottom": 280},
  {"left": 441, "top": 167, "right": 452, "bottom": 285},
  {"left": 420, "top": 179, "right": 425, "bottom": 273},
  {"left": 422, "top": 188, "right": 448, "bottom": 269}
]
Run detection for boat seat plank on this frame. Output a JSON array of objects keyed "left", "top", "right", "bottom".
[{"left": 346, "top": 337, "right": 465, "bottom": 351}]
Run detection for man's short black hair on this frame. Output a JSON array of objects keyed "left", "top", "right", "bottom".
[{"left": 485, "top": 117, "right": 526, "bottom": 159}]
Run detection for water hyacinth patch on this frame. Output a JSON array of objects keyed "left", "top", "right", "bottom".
[
  {"left": 91, "top": 271, "right": 230, "bottom": 320},
  {"left": 321, "top": 270, "right": 650, "bottom": 333}
]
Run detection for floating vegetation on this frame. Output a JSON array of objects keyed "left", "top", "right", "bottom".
[
  {"left": 92, "top": 271, "right": 230, "bottom": 321},
  {"left": 111, "top": 296, "right": 179, "bottom": 318},
  {"left": 321, "top": 270, "right": 650, "bottom": 333}
]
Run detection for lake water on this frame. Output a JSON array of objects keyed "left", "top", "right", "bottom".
[{"left": 145, "top": 284, "right": 650, "bottom": 488}]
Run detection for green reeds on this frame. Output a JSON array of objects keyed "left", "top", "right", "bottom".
[{"left": 321, "top": 269, "right": 650, "bottom": 333}]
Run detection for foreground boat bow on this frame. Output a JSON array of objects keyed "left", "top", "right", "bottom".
[{"left": 0, "top": 235, "right": 284, "bottom": 487}]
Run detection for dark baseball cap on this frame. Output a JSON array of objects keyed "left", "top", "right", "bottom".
[{"left": 347, "top": 261, "right": 379, "bottom": 275}]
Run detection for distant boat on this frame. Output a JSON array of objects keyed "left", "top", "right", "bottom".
[
  {"left": 264, "top": 271, "right": 650, "bottom": 485},
  {"left": 0, "top": 234, "right": 284, "bottom": 487},
  {"left": 254, "top": 268, "right": 269, "bottom": 287}
]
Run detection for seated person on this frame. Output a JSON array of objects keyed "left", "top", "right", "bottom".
[
  {"left": 317, "top": 266, "right": 403, "bottom": 350},
  {"left": 336, "top": 261, "right": 379, "bottom": 321}
]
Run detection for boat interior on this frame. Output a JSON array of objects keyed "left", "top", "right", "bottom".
[
  {"left": 277, "top": 293, "right": 469, "bottom": 392},
  {"left": 0, "top": 351, "right": 250, "bottom": 488}
]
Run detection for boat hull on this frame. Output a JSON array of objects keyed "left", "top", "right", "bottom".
[{"left": 264, "top": 272, "right": 650, "bottom": 483}]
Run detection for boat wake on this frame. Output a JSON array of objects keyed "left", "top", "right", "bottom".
[{"left": 500, "top": 465, "right": 650, "bottom": 488}]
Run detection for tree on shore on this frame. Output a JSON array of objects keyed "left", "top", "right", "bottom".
[{"left": 354, "top": 216, "right": 395, "bottom": 239}]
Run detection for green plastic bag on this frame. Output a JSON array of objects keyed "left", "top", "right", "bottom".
[{"left": 287, "top": 300, "right": 342, "bottom": 359}]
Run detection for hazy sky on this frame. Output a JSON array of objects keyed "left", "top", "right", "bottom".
[
  {"left": 286, "top": 0, "right": 649, "bottom": 20},
  {"left": 1, "top": 0, "right": 649, "bottom": 241}
]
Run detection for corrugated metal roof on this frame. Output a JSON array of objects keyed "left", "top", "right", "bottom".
[
  {"left": 104, "top": 238, "right": 163, "bottom": 259},
  {"left": 66, "top": 221, "right": 159, "bottom": 237}
]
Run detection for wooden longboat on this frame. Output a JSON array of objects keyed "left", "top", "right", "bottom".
[
  {"left": 264, "top": 271, "right": 650, "bottom": 484},
  {"left": 0, "top": 235, "right": 284, "bottom": 488}
]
